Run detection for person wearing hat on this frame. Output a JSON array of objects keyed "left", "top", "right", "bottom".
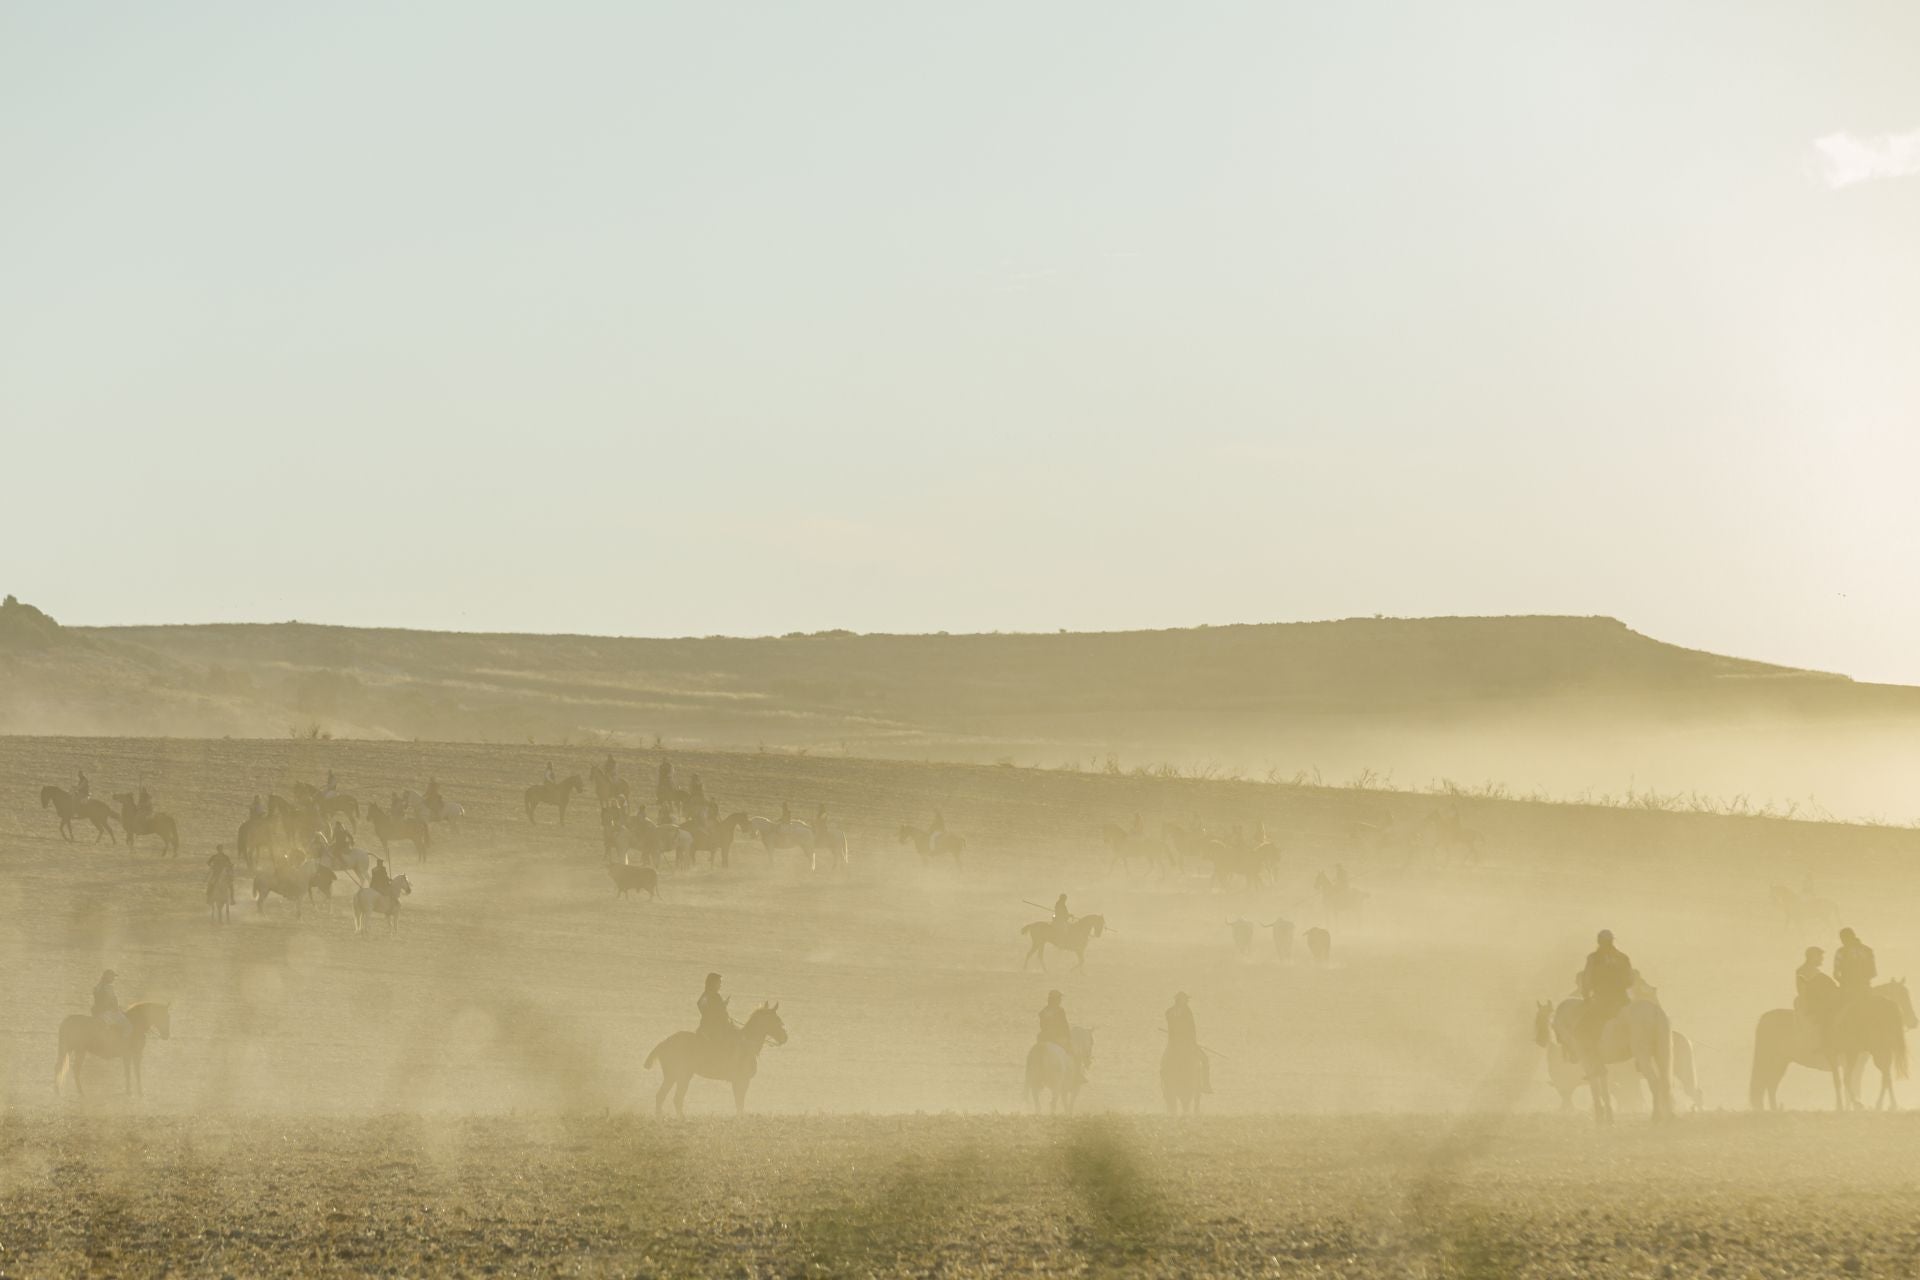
[
  {"left": 1834, "top": 928, "right": 1877, "bottom": 999},
  {"left": 1578, "top": 929, "right": 1633, "bottom": 1054},
  {"left": 1036, "top": 989, "right": 1071, "bottom": 1053},
  {"left": 698, "top": 973, "right": 733, "bottom": 1039},
  {"left": 91, "top": 969, "right": 130, "bottom": 1045},
  {"left": 1165, "top": 992, "right": 1212, "bottom": 1095},
  {"left": 1795, "top": 945, "right": 1840, "bottom": 1031}
]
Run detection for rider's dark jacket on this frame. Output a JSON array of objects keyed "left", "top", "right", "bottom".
[
  {"left": 1582, "top": 946, "right": 1633, "bottom": 1010},
  {"left": 1037, "top": 1003, "right": 1070, "bottom": 1048},
  {"left": 1166, "top": 1003, "right": 1198, "bottom": 1049},
  {"left": 1835, "top": 941, "right": 1877, "bottom": 994}
]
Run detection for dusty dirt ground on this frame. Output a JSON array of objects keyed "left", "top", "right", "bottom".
[
  {"left": 8, "top": 1113, "right": 1920, "bottom": 1276},
  {"left": 4, "top": 737, "right": 1920, "bottom": 1273}
]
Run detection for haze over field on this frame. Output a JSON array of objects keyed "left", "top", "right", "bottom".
[{"left": 6, "top": 2, "right": 1919, "bottom": 1274}]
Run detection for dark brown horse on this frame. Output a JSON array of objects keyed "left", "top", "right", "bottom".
[
  {"left": 41, "top": 786, "right": 116, "bottom": 843},
  {"left": 114, "top": 794, "right": 180, "bottom": 857},
  {"left": 525, "top": 776, "right": 583, "bottom": 825},
  {"left": 55, "top": 1001, "right": 171, "bottom": 1097},
  {"left": 367, "top": 803, "right": 432, "bottom": 859}
]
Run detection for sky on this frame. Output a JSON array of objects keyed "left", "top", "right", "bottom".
[{"left": 4, "top": 3, "right": 1919, "bottom": 682}]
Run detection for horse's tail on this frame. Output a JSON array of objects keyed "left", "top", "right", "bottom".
[
  {"left": 644, "top": 1038, "right": 669, "bottom": 1070},
  {"left": 1671, "top": 1031, "right": 1701, "bottom": 1108}
]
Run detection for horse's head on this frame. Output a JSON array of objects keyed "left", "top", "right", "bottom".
[
  {"left": 1892, "top": 979, "right": 1918, "bottom": 1030},
  {"left": 391, "top": 874, "right": 413, "bottom": 897},
  {"left": 133, "top": 1003, "right": 172, "bottom": 1039},
  {"left": 1071, "top": 1025, "right": 1095, "bottom": 1068},
  {"left": 1533, "top": 1001, "right": 1553, "bottom": 1046},
  {"left": 566, "top": 776, "right": 584, "bottom": 794},
  {"left": 743, "top": 1002, "right": 787, "bottom": 1046},
  {"left": 1085, "top": 914, "right": 1106, "bottom": 937}
]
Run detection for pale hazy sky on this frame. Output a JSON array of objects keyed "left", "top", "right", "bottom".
[{"left": 5, "top": 4, "right": 1918, "bottom": 681}]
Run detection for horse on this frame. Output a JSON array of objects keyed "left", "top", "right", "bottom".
[
  {"left": 397, "top": 788, "right": 464, "bottom": 824},
  {"left": 897, "top": 824, "right": 964, "bottom": 868},
  {"left": 236, "top": 807, "right": 302, "bottom": 868},
  {"left": 645, "top": 1003, "right": 788, "bottom": 1118},
  {"left": 1313, "top": 871, "right": 1369, "bottom": 919},
  {"left": 1536, "top": 1001, "right": 1701, "bottom": 1113},
  {"left": 352, "top": 873, "right": 413, "bottom": 936},
  {"left": 591, "top": 765, "right": 629, "bottom": 809},
  {"left": 525, "top": 776, "right": 583, "bottom": 825},
  {"left": 1550, "top": 996, "right": 1674, "bottom": 1122},
  {"left": 1100, "top": 823, "right": 1173, "bottom": 875},
  {"left": 55, "top": 1001, "right": 171, "bottom": 1097},
  {"left": 751, "top": 817, "right": 842, "bottom": 872},
  {"left": 683, "top": 811, "right": 753, "bottom": 869},
  {"left": 40, "top": 786, "right": 116, "bottom": 843},
  {"left": 1416, "top": 806, "right": 1484, "bottom": 864},
  {"left": 1751, "top": 981, "right": 1915, "bottom": 1111},
  {"left": 1161, "top": 1038, "right": 1208, "bottom": 1115},
  {"left": 1769, "top": 884, "right": 1839, "bottom": 936},
  {"left": 1026, "top": 1027, "right": 1094, "bottom": 1114},
  {"left": 626, "top": 813, "right": 689, "bottom": 867},
  {"left": 367, "top": 804, "right": 431, "bottom": 859},
  {"left": 1021, "top": 914, "right": 1107, "bottom": 971},
  {"left": 113, "top": 794, "right": 180, "bottom": 857}
]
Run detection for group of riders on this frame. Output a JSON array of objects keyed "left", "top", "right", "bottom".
[
  {"left": 1794, "top": 926, "right": 1879, "bottom": 1050},
  {"left": 66, "top": 769, "right": 159, "bottom": 820},
  {"left": 1569, "top": 923, "right": 1881, "bottom": 1062}
]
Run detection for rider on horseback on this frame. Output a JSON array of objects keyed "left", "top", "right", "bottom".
[
  {"left": 370, "top": 858, "right": 392, "bottom": 899},
  {"left": 329, "top": 820, "right": 354, "bottom": 861},
  {"left": 1578, "top": 930, "right": 1633, "bottom": 1054},
  {"left": 424, "top": 777, "right": 443, "bottom": 819},
  {"left": 1036, "top": 990, "right": 1081, "bottom": 1084},
  {"left": 136, "top": 786, "right": 154, "bottom": 819},
  {"left": 76, "top": 769, "right": 90, "bottom": 801},
  {"left": 1835, "top": 928, "right": 1877, "bottom": 1000},
  {"left": 1053, "top": 894, "right": 1072, "bottom": 928},
  {"left": 250, "top": 793, "right": 266, "bottom": 820},
  {"left": 545, "top": 762, "right": 557, "bottom": 785},
  {"left": 92, "top": 969, "right": 130, "bottom": 1047},
  {"left": 322, "top": 770, "right": 337, "bottom": 799},
  {"left": 699, "top": 973, "right": 733, "bottom": 1037},
  {"left": 1795, "top": 945, "right": 1840, "bottom": 1043},
  {"left": 1038, "top": 990, "right": 1071, "bottom": 1049},
  {"left": 1166, "top": 992, "right": 1213, "bottom": 1094}
]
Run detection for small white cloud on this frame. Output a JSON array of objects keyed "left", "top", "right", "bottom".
[{"left": 1812, "top": 129, "right": 1920, "bottom": 189}]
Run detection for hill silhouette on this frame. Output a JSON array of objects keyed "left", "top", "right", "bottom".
[{"left": 4, "top": 606, "right": 1917, "bottom": 817}]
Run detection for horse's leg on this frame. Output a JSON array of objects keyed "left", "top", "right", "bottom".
[
  {"left": 53, "top": 1044, "right": 65, "bottom": 1095},
  {"left": 733, "top": 1079, "right": 749, "bottom": 1115},
  {"left": 673, "top": 1078, "right": 690, "bottom": 1120}
]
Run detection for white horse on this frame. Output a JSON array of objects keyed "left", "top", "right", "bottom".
[
  {"left": 352, "top": 874, "right": 412, "bottom": 936},
  {"left": 398, "top": 789, "right": 465, "bottom": 824},
  {"left": 750, "top": 817, "right": 838, "bottom": 871},
  {"left": 1025, "top": 1026, "right": 1094, "bottom": 1114}
]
